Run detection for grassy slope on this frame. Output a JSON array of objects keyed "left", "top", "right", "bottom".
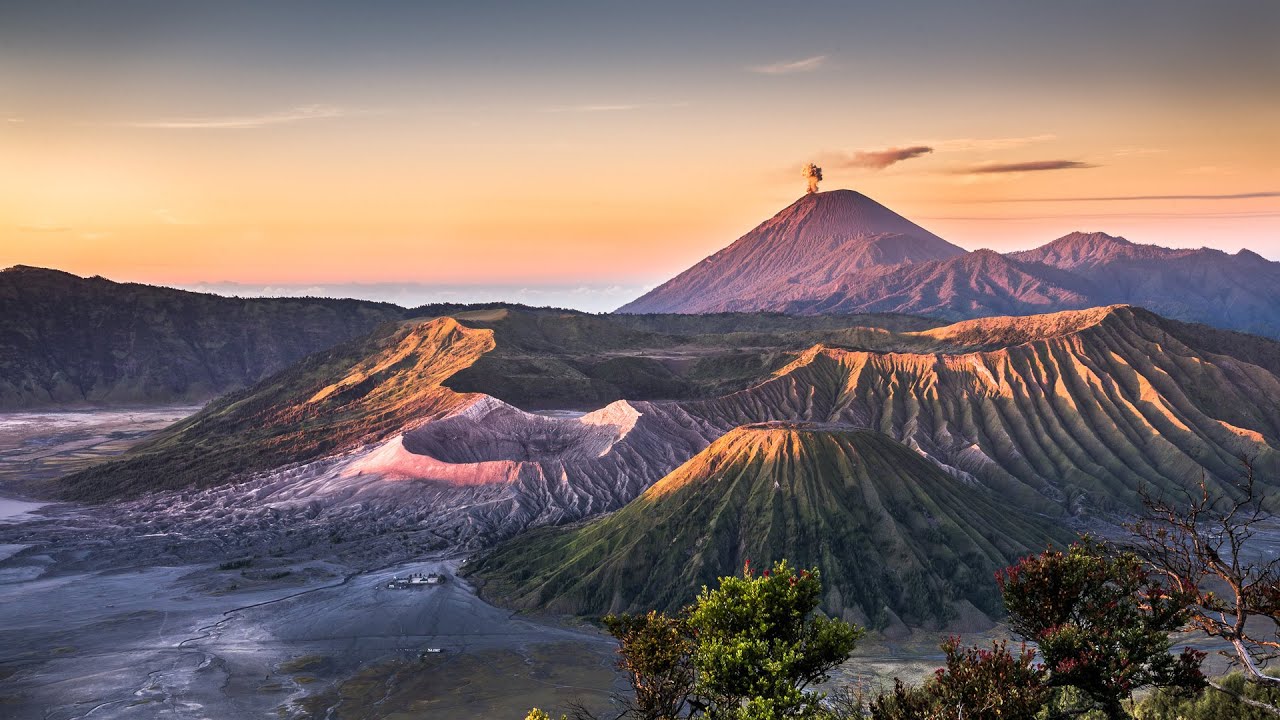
[{"left": 471, "top": 424, "right": 1070, "bottom": 628}]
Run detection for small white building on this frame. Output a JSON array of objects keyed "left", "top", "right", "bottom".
[{"left": 389, "top": 572, "right": 445, "bottom": 589}]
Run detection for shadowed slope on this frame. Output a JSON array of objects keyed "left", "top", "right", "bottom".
[
  {"left": 441, "top": 307, "right": 940, "bottom": 408},
  {"left": 1011, "top": 232, "right": 1280, "bottom": 338},
  {"left": 782, "top": 250, "right": 1094, "bottom": 318},
  {"left": 0, "top": 265, "right": 407, "bottom": 408},
  {"left": 471, "top": 424, "right": 1069, "bottom": 629}
]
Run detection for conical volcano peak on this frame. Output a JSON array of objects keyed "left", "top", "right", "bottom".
[
  {"left": 616, "top": 189, "right": 965, "bottom": 314},
  {"left": 768, "top": 189, "right": 951, "bottom": 245}
]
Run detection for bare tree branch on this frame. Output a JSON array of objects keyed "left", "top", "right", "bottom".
[{"left": 1128, "top": 456, "right": 1280, "bottom": 708}]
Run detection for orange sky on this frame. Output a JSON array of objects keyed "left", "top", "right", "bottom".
[{"left": 1, "top": 2, "right": 1276, "bottom": 294}]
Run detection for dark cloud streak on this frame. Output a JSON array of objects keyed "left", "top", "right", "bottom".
[
  {"left": 827, "top": 145, "right": 933, "bottom": 170},
  {"left": 961, "top": 160, "right": 1097, "bottom": 174},
  {"left": 976, "top": 191, "right": 1280, "bottom": 203}
]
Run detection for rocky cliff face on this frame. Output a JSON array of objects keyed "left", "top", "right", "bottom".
[
  {"left": 685, "top": 306, "right": 1280, "bottom": 512},
  {"left": 0, "top": 266, "right": 407, "bottom": 408}
]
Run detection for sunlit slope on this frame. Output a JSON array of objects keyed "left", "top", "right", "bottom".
[
  {"left": 472, "top": 424, "right": 1069, "bottom": 628},
  {"left": 58, "top": 305, "right": 1280, "bottom": 516},
  {"left": 57, "top": 317, "right": 494, "bottom": 499},
  {"left": 49, "top": 308, "right": 946, "bottom": 501},
  {"left": 685, "top": 306, "right": 1280, "bottom": 511}
]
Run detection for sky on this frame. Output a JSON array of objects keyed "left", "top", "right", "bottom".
[{"left": 1, "top": 1, "right": 1277, "bottom": 311}]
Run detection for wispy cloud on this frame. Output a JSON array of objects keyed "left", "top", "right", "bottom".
[
  {"left": 973, "top": 191, "right": 1280, "bottom": 203},
  {"left": 749, "top": 55, "right": 828, "bottom": 75},
  {"left": 922, "top": 134, "right": 1057, "bottom": 152},
  {"left": 16, "top": 224, "right": 70, "bottom": 233},
  {"left": 128, "top": 104, "right": 351, "bottom": 129},
  {"left": 824, "top": 145, "right": 933, "bottom": 170},
  {"left": 921, "top": 210, "right": 1280, "bottom": 222},
  {"left": 541, "top": 102, "right": 688, "bottom": 113},
  {"left": 1111, "top": 146, "right": 1166, "bottom": 157},
  {"left": 959, "top": 160, "right": 1097, "bottom": 174},
  {"left": 153, "top": 209, "right": 193, "bottom": 225}
]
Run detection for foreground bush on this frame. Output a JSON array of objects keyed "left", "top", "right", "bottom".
[{"left": 529, "top": 559, "right": 863, "bottom": 720}]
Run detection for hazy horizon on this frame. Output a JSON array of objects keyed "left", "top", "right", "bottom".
[{"left": 2, "top": 1, "right": 1276, "bottom": 292}]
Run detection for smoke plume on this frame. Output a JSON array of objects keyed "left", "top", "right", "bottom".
[{"left": 802, "top": 163, "right": 823, "bottom": 194}]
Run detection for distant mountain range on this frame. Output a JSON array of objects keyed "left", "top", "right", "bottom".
[
  {"left": 617, "top": 190, "right": 1280, "bottom": 339},
  {"left": 0, "top": 266, "right": 407, "bottom": 409},
  {"left": 0, "top": 264, "right": 932, "bottom": 411}
]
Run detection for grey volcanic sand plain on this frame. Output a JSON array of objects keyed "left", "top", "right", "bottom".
[
  {"left": 0, "top": 410, "right": 621, "bottom": 719},
  {"left": 0, "top": 408, "right": 198, "bottom": 491},
  {"left": 0, "top": 532, "right": 620, "bottom": 719}
]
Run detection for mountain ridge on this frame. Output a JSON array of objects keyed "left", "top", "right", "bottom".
[
  {"left": 58, "top": 305, "right": 1280, "bottom": 527},
  {"left": 0, "top": 265, "right": 409, "bottom": 409},
  {"left": 617, "top": 192, "right": 1280, "bottom": 338}
]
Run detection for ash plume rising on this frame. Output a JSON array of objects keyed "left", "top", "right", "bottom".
[{"left": 802, "top": 163, "right": 823, "bottom": 194}]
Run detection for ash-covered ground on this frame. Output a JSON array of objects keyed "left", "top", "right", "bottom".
[
  {"left": 3, "top": 409, "right": 1272, "bottom": 719},
  {"left": 0, "top": 410, "right": 622, "bottom": 719}
]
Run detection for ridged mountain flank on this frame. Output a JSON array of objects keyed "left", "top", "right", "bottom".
[
  {"left": 61, "top": 306, "right": 1280, "bottom": 522},
  {"left": 471, "top": 423, "right": 1070, "bottom": 630},
  {"left": 680, "top": 305, "right": 1280, "bottom": 514},
  {"left": 616, "top": 190, "right": 965, "bottom": 314},
  {"left": 618, "top": 196, "right": 1280, "bottom": 338}
]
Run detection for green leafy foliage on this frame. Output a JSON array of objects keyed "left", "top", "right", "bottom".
[
  {"left": 1136, "top": 672, "right": 1280, "bottom": 720},
  {"left": 581, "top": 560, "right": 862, "bottom": 720},
  {"left": 687, "top": 560, "right": 863, "bottom": 719},
  {"left": 602, "top": 611, "right": 696, "bottom": 720},
  {"left": 869, "top": 638, "right": 1048, "bottom": 720},
  {"left": 996, "top": 539, "right": 1205, "bottom": 718}
]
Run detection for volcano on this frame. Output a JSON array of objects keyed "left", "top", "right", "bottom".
[
  {"left": 470, "top": 423, "right": 1070, "bottom": 629},
  {"left": 618, "top": 192, "right": 1280, "bottom": 339},
  {"left": 615, "top": 190, "right": 965, "bottom": 314}
]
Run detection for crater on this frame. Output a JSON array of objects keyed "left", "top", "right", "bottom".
[{"left": 399, "top": 397, "right": 638, "bottom": 464}]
